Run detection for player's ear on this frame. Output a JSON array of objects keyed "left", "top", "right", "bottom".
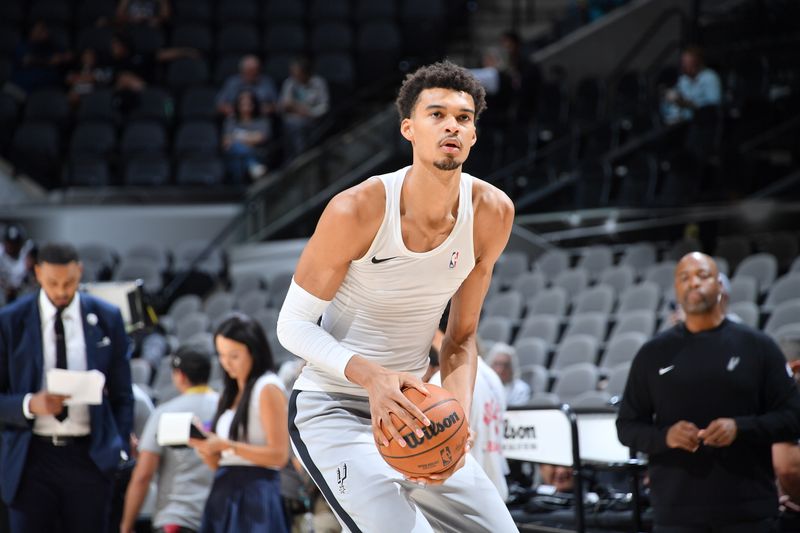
[
  {"left": 400, "top": 117, "right": 413, "bottom": 142},
  {"left": 469, "top": 126, "right": 477, "bottom": 146}
]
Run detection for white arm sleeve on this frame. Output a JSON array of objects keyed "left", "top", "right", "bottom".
[{"left": 276, "top": 279, "right": 356, "bottom": 381}]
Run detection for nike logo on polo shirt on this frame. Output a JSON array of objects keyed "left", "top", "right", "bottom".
[
  {"left": 727, "top": 356, "right": 740, "bottom": 372},
  {"left": 658, "top": 365, "right": 675, "bottom": 376},
  {"left": 371, "top": 256, "right": 397, "bottom": 264}
]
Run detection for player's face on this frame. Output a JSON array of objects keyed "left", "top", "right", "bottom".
[
  {"left": 216, "top": 335, "right": 254, "bottom": 382},
  {"left": 674, "top": 253, "right": 720, "bottom": 315},
  {"left": 35, "top": 261, "right": 82, "bottom": 309},
  {"left": 401, "top": 88, "right": 477, "bottom": 171}
]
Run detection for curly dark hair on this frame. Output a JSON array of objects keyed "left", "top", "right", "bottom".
[{"left": 395, "top": 60, "right": 487, "bottom": 122}]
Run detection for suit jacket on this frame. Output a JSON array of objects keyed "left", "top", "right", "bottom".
[{"left": 0, "top": 291, "right": 134, "bottom": 504}]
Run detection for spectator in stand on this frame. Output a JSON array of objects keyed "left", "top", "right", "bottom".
[
  {"left": 278, "top": 57, "right": 330, "bottom": 159},
  {"left": 661, "top": 46, "right": 721, "bottom": 125},
  {"left": 0, "top": 225, "right": 35, "bottom": 305},
  {"left": 772, "top": 338, "right": 800, "bottom": 531},
  {"left": 216, "top": 55, "right": 278, "bottom": 118},
  {"left": 120, "top": 347, "right": 219, "bottom": 533},
  {"left": 10, "top": 21, "right": 73, "bottom": 96},
  {"left": 65, "top": 48, "right": 114, "bottom": 107},
  {"left": 222, "top": 90, "right": 270, "bottom": 182},
  {"left": 116, "top": 0, "right": 171, "bottom": 27},
  {"left": 487, "top": 342, "right": 531, "bottom": 407}
]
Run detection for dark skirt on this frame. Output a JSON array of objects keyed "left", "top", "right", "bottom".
[{"left": 199, "top": 466, "right": 288, "bottom": 533}]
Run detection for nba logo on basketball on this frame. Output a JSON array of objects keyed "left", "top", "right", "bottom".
[
  {"left": 449, "top": 251, "right": 459, "bottom": 269},
  {"left": 440, "top": 446, "right": 453, "bottom": 467}
]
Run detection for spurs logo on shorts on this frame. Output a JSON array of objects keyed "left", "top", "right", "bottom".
[{"left": 336, "top": 462, "right": 348, "bottom": 494}]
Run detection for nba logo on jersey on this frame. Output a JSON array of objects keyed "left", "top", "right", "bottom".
[{"left": 449, "top": 251, "right": 460, "bottom": 269}]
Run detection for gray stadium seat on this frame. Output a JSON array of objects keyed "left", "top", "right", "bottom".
[
  {"left": 666, "top": 238, "right": 702, "bottom": 261},
  {"left": 231, "top": 272, "right": 266, "bottom": 297},
  {"left": 599, "top": 332, "right": 647, "bottom": 373},
  {"left": 311, "top": 22, "right": 353, "bottom": 53},
  {"left": 573, "top": 284, "right": 615, "bottom": 315},
  {"left": 237, "top": 290, "right": 269, "bottom": 317},
  {"left": 617, "top": 282, "right": 660, "bottom": 315},
  {"left": 734, "top": 253, "right": 778, "bottom": 294},
  {"left": 791, "top": 256, "right": 800, "bottom": 274},
  {"left": 125, "top": 243, "right": 168, "bottom": 272},
  {"left": 605, "top": 362, "right": 631, "bottom": 398},
  {"left": 553, "top": 268, "right": 589, "bottom": 302},
  {"left": 204, "top": 292, "right": 236, "bottom": 325},
  {"left": 161, "top": 294, "right": 202, "bottom": 332},
  {"left": 551, "top": 335, "right": 598, "bottom": 373},
  {"left": 171, "top": 24, "right": 213, "bottom": 53},
  {"left": 267, "top": 271, "right": 294, "bottom": 308},
  {"left": 263, "top": 24, "right": 307, "bottom": 54},
  {"left": 527, "top": 287, "right": 569, "bottom": 318},
  {"left": 177, "top": 154, "right": 224, "bottom": 186},
  {"left": 729, "top": 275, "right": 757, "bottom": 304},
  {"left": 253, "top": 308, "right": 279, "bottom": 336},
  {"left": 516, "top": 314, "right": 560, "bottom": 348},
  {"left": 765, "top": 299, "right": 800, "bottom": 337},
  {"left": 714, "top": 236, "right": 751, "bottom": 273},
  {"left": 130, "top": 358, "right": 152, "bottom": 386},
  {"left": 577, "top": 245, "right": 613, "bottom": 283},
  {"left": 125, "top": 154, "right": 171, "bottom": 186},
  {"left": 570, "top": 390, "right": 611, "bottom": 409},
  {"left": 217, "top": 23, "right": 259, "bottom": 55},
  {"left": 477, "top": 316, "right": 513, "bottom": 347},
  {"left": 494, "top": 251, "right": 529, "bottom": 288},
  {"left": 728, "top": 301, "right": 759, "bottom": 328},
  {"left": 511, "top": 271, "right": 546, "bottom": 301},
  {"left": 484, "top": 290, "right": 524, "bottom": 322},
  {"left": 175, "top": 312, "right": 210, "bottom": 343},
  {"left": 644, "top": 261, "right": 677, "bottom": 294},
  {"left": 519, "top": 364, "right": 549, "bottom": 395},
  {"left": 552, "top": 363, "right": 599, "bottom": 404},
  {"left": 762, "top": 274, "right": 800, "bottom": 312},
  {"left": 609, "top": 311, "right": 656, "bottom": 340},
  {"left": 562, "top": 313, "right": 607, "bottom": 345},
  {"left": 534, "top": 249, "right": 569, "bottom": 283},
  {"left": 114, "top": 257, "right": 163, "bottom": 292},
  {"left": 599, "top": 264, "right": 636, "bottom": 296},
  {"left": 756, "top": 232, "right": 798, "bottom": 272},
  {"left": 619, "top": 243, "right": 656, "bottom": 279},
  {"left": 514, "top": 337, "right": 549, "bottom": 367}
]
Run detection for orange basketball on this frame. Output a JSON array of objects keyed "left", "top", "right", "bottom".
[{"left": 378, "top": 384, "right": 469, "bottom": 477}]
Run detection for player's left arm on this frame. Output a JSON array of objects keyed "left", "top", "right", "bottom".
[{"left": 440, "top": 181, "right": 514, "bottom": 420}]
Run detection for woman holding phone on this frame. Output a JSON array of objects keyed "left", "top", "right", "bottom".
[{"left": 189, "top": 313, "right": 289, "bottom": 533}]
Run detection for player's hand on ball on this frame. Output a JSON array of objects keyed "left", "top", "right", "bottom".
[
  {"left": 364, "top": 368, "right": 431, "bottom": 448},
  {"left": 404, "top": 426, "right": 473, "bottom": 486}
]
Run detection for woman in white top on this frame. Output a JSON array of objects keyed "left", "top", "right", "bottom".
[{"left": 189, "top": 313, "right": 290, "bottom": 533}]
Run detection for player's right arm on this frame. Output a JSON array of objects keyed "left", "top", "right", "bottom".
[{"left": 277, "top": 180, "right": 430, "bottom": 448}]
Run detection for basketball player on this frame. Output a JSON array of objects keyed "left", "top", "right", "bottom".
[{"left": 277, "top": 61, "right": 518, "bottom": 532}]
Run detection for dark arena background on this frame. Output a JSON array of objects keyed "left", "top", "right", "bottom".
[{"left": 1, "top": 0, "right": 799, "bottom": 532}]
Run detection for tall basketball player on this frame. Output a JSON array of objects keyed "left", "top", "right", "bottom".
[{"left": 278, "top": 61, "right": 518, "bottom": 532}]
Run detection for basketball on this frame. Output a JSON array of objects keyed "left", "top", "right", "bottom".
[{"left": 378, "top": 384, "right": 469, "bottom": 477}]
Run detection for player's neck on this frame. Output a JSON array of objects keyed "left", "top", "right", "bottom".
[
  {"left": 405, "top": 162, "right": 461, "bottom": 223},
  {"left": 684, "top": 308, "right": 725, "bottom": 333}
]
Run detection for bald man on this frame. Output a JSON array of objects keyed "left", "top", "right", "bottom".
[{"left": 617, "top": 253, "right": 800, "bottom": 533}]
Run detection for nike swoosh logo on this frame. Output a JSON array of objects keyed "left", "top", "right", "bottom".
[
  {"left": 371, "top": 256, "right": 397, "bottom": 264},
  {"left": 658, "top": 365, "right": 675, "bottom": 376}
]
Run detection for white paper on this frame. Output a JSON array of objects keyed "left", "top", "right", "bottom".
[
  {"left": 46, "top": 369, "right": 105, "bottom": 405},
  {"left": 157, "top": 412, "right": 194, "bottom": 446}
]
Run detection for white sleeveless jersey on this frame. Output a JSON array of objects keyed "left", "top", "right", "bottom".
[{"left": 294, "top": 166, "right": 476, "bottom": 395}]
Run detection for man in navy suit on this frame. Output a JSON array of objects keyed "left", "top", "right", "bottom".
[{"left": 0, "top": 242, "right": 133, "bottom": 533}]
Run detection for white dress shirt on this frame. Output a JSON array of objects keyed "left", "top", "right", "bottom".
[{"left": 22, "top": 291, "right": 91, "bottom": 436}]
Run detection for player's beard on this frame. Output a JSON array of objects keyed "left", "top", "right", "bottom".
[
  {"left": 681, "top": 290, "right": 717, "bottom": 314},
  {"left": 433, "top": 157, "right": 462, "bottom": 171}
]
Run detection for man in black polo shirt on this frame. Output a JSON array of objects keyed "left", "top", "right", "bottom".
[{"left": 617, "top": 252, "right": 800, "bottom": 533}]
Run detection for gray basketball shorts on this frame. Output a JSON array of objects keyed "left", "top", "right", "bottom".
[{"left": 288, "top": 389, "right": 519, "bottom": 533}]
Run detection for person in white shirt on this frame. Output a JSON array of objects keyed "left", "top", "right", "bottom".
[
  {"left": 188, "top": 314, "right": 289, "bottom": 533},
  {"left": 661, "top": 46, "right": 721, "bottom": 124},
  {"left": 488, "top": 342, "right": 532, "bottom": 407},
  {"left": 278, "top": 56, "right": 330, "bottom": 159}
]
